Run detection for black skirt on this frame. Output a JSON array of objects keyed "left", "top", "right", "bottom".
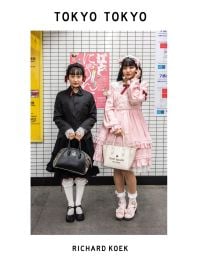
[{"left": 46, "top": 136, "right": 99, "bottom": 180}]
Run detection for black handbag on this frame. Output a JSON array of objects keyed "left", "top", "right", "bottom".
[{"left": 53, "top": 140, "right": 92, "bottom": 175}]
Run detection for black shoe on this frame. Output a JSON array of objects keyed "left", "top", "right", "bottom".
[
  {"left": 66, "top": 206, "right": 75, "bottom": 222},
  {"left": 75, "top": 205, "right": 85, "bottom": 221}
]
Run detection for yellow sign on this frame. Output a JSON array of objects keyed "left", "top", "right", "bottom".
[{"left": 31, "top": 31, "right": 43, "bottom": 142}]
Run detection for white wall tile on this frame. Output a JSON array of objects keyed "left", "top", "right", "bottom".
[{"left": 31, "top": 31, "right": 167, "bottom": 178}]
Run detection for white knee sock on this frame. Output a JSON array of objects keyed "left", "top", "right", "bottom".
[
  {"left": 62, "top": 178, "right": 74, "bottom": 215},
  {"left": 74, "top": 178, "right": 87, "bottom": 214}
]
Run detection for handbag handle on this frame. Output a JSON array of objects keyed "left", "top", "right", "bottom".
[
  {"left": 107, "top": 135, "right": 124, "bottom": 146},
  {"left": 67, "top": 139, "right": 82, "bottom": 149},
  {"left": 67, "top": 140, "right": 82, "bottom": 158}
]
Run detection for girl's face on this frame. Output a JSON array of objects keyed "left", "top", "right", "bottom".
[
  {"left": 68, "top": 74, "right": 83, "bottom": 88},
  {"left": 122, "top": 66, "right": 137, "bottom": 81}
]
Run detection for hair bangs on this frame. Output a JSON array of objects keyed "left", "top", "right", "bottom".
[
  {"left": 121, "top": 57, "right": 137, "bottom": 68},
  {"left": 68, "top": 66, "right": 84, "bottom": 76}
]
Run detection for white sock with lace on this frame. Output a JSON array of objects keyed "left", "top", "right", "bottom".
[
  {"left": 74, "top": 178, "right": 87, "bottom": 214},
  {"left": 62, "top": 178, "right": 74, "bottom": 215},
  {"left": 127, "top": 191, "right": 137, "bottom": 205}
]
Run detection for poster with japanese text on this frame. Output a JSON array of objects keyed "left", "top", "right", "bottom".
[
  {"left": 70, "top": 52, "right": 109, "bottom": 108},
  {"left": 31, "top": 31, "right": 43, "bottom": 142}
]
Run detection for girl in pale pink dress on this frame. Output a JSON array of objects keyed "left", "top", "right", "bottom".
[{"left": 93, "top": 56, "right": 152, "bottom": 220}]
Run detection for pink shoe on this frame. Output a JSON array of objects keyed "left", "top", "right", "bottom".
[
  {"left": 116, "top": 200, "right": 126, "bottom": 220},
  {"left": 124, "top": 200, "right": 137, "bottom": 220}
]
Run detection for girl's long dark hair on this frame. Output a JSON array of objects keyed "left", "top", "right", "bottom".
[
  {"left": 117, "top": 57, "right": 138, "bottom": 81},
  {"left": 137, "top": 66, "right": 142, "bottom": 83}
]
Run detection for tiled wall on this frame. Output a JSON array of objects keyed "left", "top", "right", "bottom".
[{"left": 31, "top": 31, "right": 167, "bottom": 178}]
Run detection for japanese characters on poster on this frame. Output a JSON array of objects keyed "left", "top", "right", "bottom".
[
  {"left": 155, "top": 30, "right": 167, "bottom": 116},
  {"left": 70, "top": 52, "right": 109, "bottom": 108},
  {"left": 31, "top": 31, "right": 43, "bottom": 142}
]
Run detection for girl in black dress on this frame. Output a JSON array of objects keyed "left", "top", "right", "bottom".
[{"left": 46, "top": 63, "right": 99, "bottom": 222}]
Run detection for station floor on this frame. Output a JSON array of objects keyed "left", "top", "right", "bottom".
[{"left": 31, "top": 185, "right": 167, "bottom": 235}]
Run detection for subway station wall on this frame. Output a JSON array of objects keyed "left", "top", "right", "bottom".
[{"left": 31, "top": 31, "right": 167, "bottom": 178}]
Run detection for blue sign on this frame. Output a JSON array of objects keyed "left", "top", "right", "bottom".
[{"left": 158, "top": 64, "right": 166, "bottom": 70}]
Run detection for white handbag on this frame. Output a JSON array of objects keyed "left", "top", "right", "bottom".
[{"left": 103, "top": 136, "right": 136, "bottom": 170}]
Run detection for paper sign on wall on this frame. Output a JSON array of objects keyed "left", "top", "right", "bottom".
[
  {"left": 31, "top": 31, "right": 43, "bottom": 142},
  {"left": 70, "top": 52, "right": 109, "bottom": 108}
]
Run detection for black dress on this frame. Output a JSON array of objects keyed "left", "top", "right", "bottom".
[{"left": 46, "top": 86, "right": 99, "bottom": 179}]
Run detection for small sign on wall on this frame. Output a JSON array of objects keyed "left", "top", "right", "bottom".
[{"left": 155, "top": 31, "right": 167, "bottom": 116}]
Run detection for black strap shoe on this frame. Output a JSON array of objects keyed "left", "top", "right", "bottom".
[
  {"left": 66, "top": 206, "right": 75, "bottom": 222},
  {"left": 75, "top": 205, "right": 85, "bottom": 221}
]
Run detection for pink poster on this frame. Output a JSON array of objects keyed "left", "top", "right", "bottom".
[{"left": 70, "top": 52, "right": 109, "bottom": 108}]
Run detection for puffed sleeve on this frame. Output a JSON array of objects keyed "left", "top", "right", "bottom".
[
  {"left": 103, "top": 84, "right": 121, "bottom": 133},
  {"left": 127, "top": 79, "right": 148, "bottom": 105}
]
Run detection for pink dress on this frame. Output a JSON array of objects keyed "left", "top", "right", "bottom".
[{"left": 93, "top": 78, "right": 152, "bottom": 172}]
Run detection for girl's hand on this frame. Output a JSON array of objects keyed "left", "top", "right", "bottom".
[
  {"left": 75, "top": 132, "right": 82, "bottom": 141},
  {"left": 75, "top": 127, "right": 85, "bottom": 141},
  {"left": 114, "top": 128, "right": 123, "bottom": 136},
  {"left": 68, "top": 132, "right": 75, "bottom": 140},
  {"left": 65, "top": 129, "right": 75, "bottom": 140}
]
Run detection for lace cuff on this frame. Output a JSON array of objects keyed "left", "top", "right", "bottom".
[
  {"left": 76, "top": 127, "right": 85, "bottom": 138},
  {"left": 65, "top": 128, "right": 75, "bottom": 139}
]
